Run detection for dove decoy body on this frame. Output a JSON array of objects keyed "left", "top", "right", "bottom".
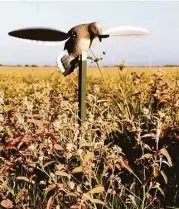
[{"left": 59, "top": 22, "right": 103, "bottom": 76}]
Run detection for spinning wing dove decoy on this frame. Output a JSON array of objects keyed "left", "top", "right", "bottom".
[{"left": 8, "top": 22, "right": 149, "bottom": 76}]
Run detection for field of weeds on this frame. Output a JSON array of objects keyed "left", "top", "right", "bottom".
[{"left": 0, "top": 65, "right": 178, "bottom": 209}]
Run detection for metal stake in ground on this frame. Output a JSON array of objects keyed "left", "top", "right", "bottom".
[{"left": 78, "top": 52, "right": 87, "bottom": 126}]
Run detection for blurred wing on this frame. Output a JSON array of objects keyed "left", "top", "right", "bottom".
[
  {"left": 9, "top": 38, "right": 68, "bottom": 46},
  {"left": 8, "top": 27, "right": 69, "bottom": 45},
  {"left": 103, "top": 26, "right": 149, "bottom": 41}
]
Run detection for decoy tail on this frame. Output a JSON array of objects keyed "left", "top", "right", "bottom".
[{"left": 56, "top": 50, "right": 79, "bottom": 76}]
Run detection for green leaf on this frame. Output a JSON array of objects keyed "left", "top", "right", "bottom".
[
  {"left": 55, "top": 171, "right": 70, "bottom": 179},
  {"left": 143, "top": 144, "right": 152, "bottom": 151},
  {"left": 152, "top": 164, "right": 159, "bottom": 177},
  {"left": 160, "top": 148, "right": 172, "bottom": 167},
  {"left": 93, "top": 199, "right": 105, "bottom": 205},
  {"left": 16, "top": 176, "right": 35, "bottom": 184},
  {"left": 72, "top": 166, "right": 83, "bottom": 173},
  {"left": 160, "top": 170, "right": 168, "bottom": 184},
  {"left": 130, "top": 195, "right": 137, "bottom": 207},
  {"left": 44, "top": 161, "right": 56, "bottom": 168},
  {"left": 139, "top": 153, "right": 153, "bottom": 160},
  {"left": 88, "top": 186, "right": 104, "bottom": 194},
  {"left": 102, "top": 166, "right": 109, "bottom": 177},
  {"left": 157, "top": 186, "right": 165, "bottom": 197},
  {"left": 3, "top": 105, "right": 14, "bottom": 113}
]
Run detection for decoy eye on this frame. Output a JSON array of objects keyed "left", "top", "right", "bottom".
[{"left": 70, "top": 31, "right": 77, "bottom": 39}]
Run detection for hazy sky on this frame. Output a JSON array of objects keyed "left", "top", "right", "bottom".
[{"left": 0, "top": 1, "right": 179, "bottom": 66}]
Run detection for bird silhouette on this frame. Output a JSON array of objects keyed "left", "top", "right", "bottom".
[
  {"left": 58, "top": 22, "right": 105, "bottom": 76},
  {"left": 8, "top": 22, "right": 149, "bottom": 76}
]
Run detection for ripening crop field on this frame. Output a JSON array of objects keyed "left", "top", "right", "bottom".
[
  {"left": 0, "top": 65, "right": 178, "bottom": 209},
  {"left": 0, "top": 66, "right": 178, "bottom": 78}
]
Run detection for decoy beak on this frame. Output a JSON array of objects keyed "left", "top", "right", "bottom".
[{"left": 98, "top": 34, "right": 110, "bottom": 42}]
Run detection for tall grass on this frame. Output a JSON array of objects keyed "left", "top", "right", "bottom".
[{"left": 0, "top": 64, "right": 178, "bottom": 209}]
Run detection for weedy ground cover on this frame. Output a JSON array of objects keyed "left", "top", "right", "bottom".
[{"left": 0, "top": 65, "right": 178, "bottom": 209}]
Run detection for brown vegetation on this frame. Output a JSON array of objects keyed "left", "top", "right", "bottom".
[{"left": 0, "top": 65, "right": 178, "bottom": 208}]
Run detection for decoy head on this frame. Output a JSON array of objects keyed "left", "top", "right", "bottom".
[{"left": 88, "top": 22, "right": 103, "bottom": 42}]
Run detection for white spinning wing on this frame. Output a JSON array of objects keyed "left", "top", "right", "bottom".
[{"left": 103, "top": 26, "right": 149, "bottom": 41}]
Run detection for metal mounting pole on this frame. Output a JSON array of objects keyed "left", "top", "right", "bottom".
[{"left": 78, "top": 52, "right": 87, "bottom": 126}]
